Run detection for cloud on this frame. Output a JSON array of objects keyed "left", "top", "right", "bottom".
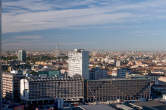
[
  {"left": 2, "top": 4, "right": 134, "bottom": 33},
  {"left": 2, "top": 0, "right": 51, "bottom": 12},
  {"left": 2, "top": 35, "right": 43, "bottom": 49},
  {"left": 2, "top": 0, "right": 99, "bottom": 13},
  {"left": 2, "top": 0, "right": 166, "bottom": 33},
  {"left": 15, "top": 35, "right": 42, "bottom": 40},
  {"left": 2, "top": 35, "right": 95, "bottom": 50}
]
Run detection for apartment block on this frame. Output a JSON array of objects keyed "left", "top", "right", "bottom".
[
  {"left": 20, "top": 77, "right": 84, "bottom": 102},
  {"left": 85, "top": 78, "right": 151, "bottom": 102},
  {"left": 2, "top": 73, "right": 25, "bottom": 102}
]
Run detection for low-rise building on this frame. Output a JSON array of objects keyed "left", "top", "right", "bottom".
[
  {"left": 89, "top": 67, "right": 108, "bottom": 80},
  {"left": 85, "top": 78, "right": 151, "bottom": 103},
  {"left": 20, "top": 77, "right": 84, "bottom": 103},
  {"left": 117, "top": 68, "right": 131, "bottom": 78}
]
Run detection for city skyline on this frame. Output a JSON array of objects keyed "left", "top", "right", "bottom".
[{"left": 2, "top": 0, "right": 166, "bottom": 50}]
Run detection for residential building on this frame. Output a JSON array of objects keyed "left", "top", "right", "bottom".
[
  {"left": 2, "top": 73, "right": 25, "bottom": 102},
  {"left": 20, "top": 77, "right": 84, "bottom": 103},
  {"left": 89, "top": 67, "right": 108, "bottom": 80},
  {"left": 85, "top": 78, "right": 151, "bottom": 102},
  {"left": 117, "top": 68, "right": 131, "bottom": 78},
  {"left": 148, "top": 73, "right": 164, "bottom": 85}
]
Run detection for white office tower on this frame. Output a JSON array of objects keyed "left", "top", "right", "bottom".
[
  {"left": 18, "top": 49, "right": 26, "bottom": 62},
  {"left": 68, "top": 49, "right": 89, "bottom": 79}
]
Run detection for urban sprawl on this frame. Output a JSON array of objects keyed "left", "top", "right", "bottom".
[{"left": 2, "top": 49, "right": 166, "bottom": 110}]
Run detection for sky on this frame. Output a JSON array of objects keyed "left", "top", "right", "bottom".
[{"left": 2, "top": 0, "right": 166, "bottom": 50}]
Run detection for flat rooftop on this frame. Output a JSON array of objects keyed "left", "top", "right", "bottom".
[
  {"left": 88, "top": 77, "right": 149, "bottom": 81},
  {"left": 133, "top": 100, "right": 166, "bottom": 110},
  {"left": 79, "top": 104, "right": 116, "bottom": 110}
]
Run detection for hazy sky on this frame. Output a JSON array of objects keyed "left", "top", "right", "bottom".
[{"left": 2, "top": 0, "right": 166, "bottom": 50}]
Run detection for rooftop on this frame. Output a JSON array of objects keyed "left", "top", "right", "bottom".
[
  {"left": 133, "top": 100, "right": 166, "bottom": 110},
  {"left": 79, "top": 104, "right": 116, "bottom": 110},
  {"left": 88, "top": 77, "right": 149, "bottom": 81}
]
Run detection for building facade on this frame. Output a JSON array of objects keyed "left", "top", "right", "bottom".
[
  {"left": 0, "top": 67, "right": 2, "bottom": 109},
  {"left": 18, "top": 50, "right": 26, "bottom": 62},
  {"left": 68, "top": 49, "right": 89, "bottom": 79},
  {"left": 117, "top": 68, "right": 131, "bottom": 78},
  {"left": 20, "top": 77, "right": 84, "bottom": 102},
  {"left": 89, "top": 67, "right": 108, "bottom": 80},
  {"left": 85, "top": 78, "right": 151, "bottom": 102},
  {"left": 2, "top": 73, "right": 25, "bottom": 102}
]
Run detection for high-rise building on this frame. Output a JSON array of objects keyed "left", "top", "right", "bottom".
[
  {"left": 2, "top": 73, "right": 25, "bottom": 102},
  {"left": 68, "top": 49, "right": 89, "bottom": 79},
  {"left": 17, "top": 50, "right": 26, "bottom": 62}
]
